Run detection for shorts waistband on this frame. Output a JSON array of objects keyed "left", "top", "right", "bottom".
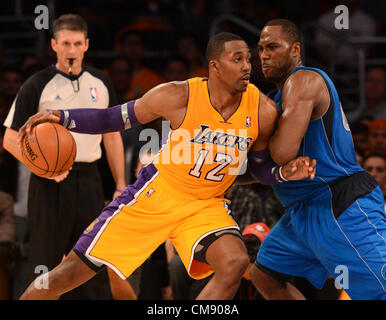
[{"left": 328, "top": 171, "right": 378, "bottom": 218}]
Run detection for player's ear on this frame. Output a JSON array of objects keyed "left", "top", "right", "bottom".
[
  {"left": 85, "top": 38, "right": 89, "bottom": 52},
  {"left": 291, "top": 42, "right": 301, "bottom": 59},
  {"left": 209, "top": 60, "right": 219, "bottom": 73},
  {"left": 51, "top": 38, "right": 57, "bottom": 53}
]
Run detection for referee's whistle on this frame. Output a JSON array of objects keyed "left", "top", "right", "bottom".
[{"left": 68, "top": 58, "right": 74, "bottom": 75}]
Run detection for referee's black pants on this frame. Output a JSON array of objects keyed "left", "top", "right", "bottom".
[{"left": 27, "top": 161, "right": 112, "bottom": 299}]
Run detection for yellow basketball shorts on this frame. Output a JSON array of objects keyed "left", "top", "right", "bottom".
[{"left": 73, "top": 163, "right": 240, "bottom": 280}]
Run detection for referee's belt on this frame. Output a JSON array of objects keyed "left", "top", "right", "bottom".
[{"left": 71, "top": 160, "right": 99, "bottom": 171}]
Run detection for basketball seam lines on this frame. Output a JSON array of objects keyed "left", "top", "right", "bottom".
[
  {"left": 50, "top": 123, "right": 60, "bottom": 177},
  {"left": 59, "top": 136, "right": 75, "bottom": 174},
  {"left": 32, "top": 127, "right": 49, "bottom": 174}
]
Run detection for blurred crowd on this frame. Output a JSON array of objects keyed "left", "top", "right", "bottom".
[
  {"left": 0, "top": 0, "right": 385, "bottom": 300},
  {"left": 0, "top": 0, "right": 385, "bottom": 123}
]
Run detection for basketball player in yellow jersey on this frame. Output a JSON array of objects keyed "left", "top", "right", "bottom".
[{"left": 18, "top": 32, "right": 315, "bottom": 300}]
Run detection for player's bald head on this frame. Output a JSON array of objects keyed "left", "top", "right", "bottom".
[
  {"left": 206, "top": 32, "right": 245, "bottom": 62},
  {"left": 263, "top": 19, "right": 301, "bottom": 45}
]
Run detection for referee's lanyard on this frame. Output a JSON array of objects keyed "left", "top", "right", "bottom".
[{"left": 70, "top": 78, "right": 80, "bottom": 92}]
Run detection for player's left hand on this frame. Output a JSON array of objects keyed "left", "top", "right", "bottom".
[
  {"left": 47, "top": 169, "right": 71, "bottom": 183},
  {"left": 281, "top": 156, "right": 316, "bottom": 181}
]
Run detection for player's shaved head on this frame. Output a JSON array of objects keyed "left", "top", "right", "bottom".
[
  {"left": 264, "top": 19, "right": 300, "bottom": 44},
  {"left": 206, "top": 32, "right": 245, "bottom": 62}
]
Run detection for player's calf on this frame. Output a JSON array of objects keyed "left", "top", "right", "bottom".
[
  {"left": 249, "top": 264, "right": 305, "bottom": 300},
  {"left": 196, "top": 235, "right": 249, "bottom": 299},
  {"left": 20, "top": 250, "right": 97, "bottom": 300}
]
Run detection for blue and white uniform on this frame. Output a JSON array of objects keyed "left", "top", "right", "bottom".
[{"left": 256, "top": 66, "right": 386, "bottom": 300}]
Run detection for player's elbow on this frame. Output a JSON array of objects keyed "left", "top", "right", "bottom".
[{"left": 269, "top": 143, "right": 299, "bottom": 166}]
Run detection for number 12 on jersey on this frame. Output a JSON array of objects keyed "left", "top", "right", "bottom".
[{"left": 189, "top": 149, "right": 233, "bottom": 182}]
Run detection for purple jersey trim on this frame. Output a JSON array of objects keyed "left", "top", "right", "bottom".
[{"left": 73, "top": 163, "right": 158, "bottom": 255}]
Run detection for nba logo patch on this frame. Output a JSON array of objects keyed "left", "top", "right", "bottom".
[
  {"left": 84, "top": 218, "right": 99, "bottom": 234},
  {"left": 246, "top": 116, "right": 251, "bottom": 127},
  {"left": 146, "top": 188, "right": 155, "bottom": 197},
  {"left": 90, "top": 87, "right": 99, "bottom": 102}
]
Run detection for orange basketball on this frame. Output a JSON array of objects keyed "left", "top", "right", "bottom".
[{"left": 21, "top": 122, "right": 76, "bottom": 178}]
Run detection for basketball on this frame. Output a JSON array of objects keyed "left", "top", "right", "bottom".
[{"left": 21, "top": 122, "right": 77, "bottom": 178}]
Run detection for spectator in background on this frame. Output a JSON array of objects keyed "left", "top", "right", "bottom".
[
  {"left": 21, "top": 56, "right": 44, "bottom": 80},
  {"left": 162, "top": 55, "right": 190, "bottom": 82},
  {"left": 363, "top": 154, "right": 386, "bottom": 193},
  {"left": 118, "top": 31, "right": 163, "bottom": 99},
  {"left": 362, "top": 154, "right": 386, "bottom": 211},
  {"left": 364, "top": 66, "right": 386, "bottom": 119},
  {"left": 366, "top": 119, "right": 386, "bottom": 157},
  {"left": 350, "top": 121, "right": 369, "bottom": 161},
  {"left": 117, "top": 31, "right": 164, "bottom": 136},
  {"left": 108, "top": 55, "right": 134, "bottom": 103},
  {"left": 0, "top": 66, "right": 23, "bottom": 121},
  {"left": 176, "top": 34, "right": 208, "bottom": 78}
]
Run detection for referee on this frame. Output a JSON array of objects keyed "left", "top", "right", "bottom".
[{"left": 3, "top": 14, "right": 126, "bottom": 299}]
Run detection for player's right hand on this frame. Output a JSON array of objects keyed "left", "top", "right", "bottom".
[
  {"left": 281, "top": 156, "right": 316, "bottom": 181},
  {"left": 17, "top": 109, "right": 61, "bottom": 145}
]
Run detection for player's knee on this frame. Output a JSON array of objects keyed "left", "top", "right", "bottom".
[{"left": 219, "top": 252, "right": 249, "bottom": 279}]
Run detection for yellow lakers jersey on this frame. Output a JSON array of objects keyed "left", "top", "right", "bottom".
[{"left": 154, "top": 77, "right": 260, "bottom": 199}]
